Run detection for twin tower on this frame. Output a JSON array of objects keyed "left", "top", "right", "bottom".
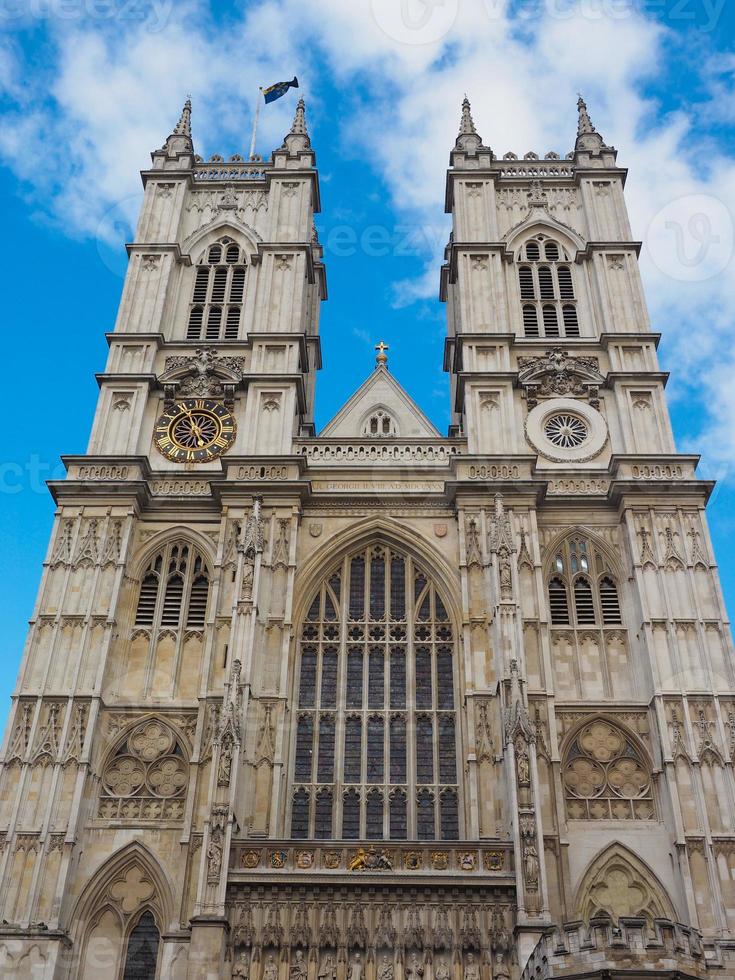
[{"left": 0, "top": 93, "right": 733, "bottom": 980}]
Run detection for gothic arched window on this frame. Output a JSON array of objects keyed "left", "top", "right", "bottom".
[
  {"left": 517, "top": 237, "right": 580, "bottom": 338},
  {"left": 123, "top": 910, "right": 160, "bottom": 978},
  {"left": 547, "top": 535, "right": 622, "bottom": 627},
  {"left": 135, "top": 542, "right": 211, "bottom": 629},
  {"left": 562, "top": 719, "right": 655, "bottom": 820},
  {"left": 187, "top": 237, "right": 247, "bottom": 341},
  {"left": 291, "top": 543, "right": 460, "bottom": 840}
]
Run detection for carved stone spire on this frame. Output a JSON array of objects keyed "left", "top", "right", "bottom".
[
  {"left": 455, "top": 94, "right": 483, "bottom": 152},
  {"left": 157, "top": 96, "right": 194, "bottom": 163},
  {"left": 574, "top": 93, "right": 609, "bottom": 157},
  {"left": 283, "top": 97, "right": 311, "bottom": 153},
  {"left": 174, "top": 97, "right": 192, "bottom": 138},
  {"left": 576, "top": 95, "right": 596, "bottom": 137}
]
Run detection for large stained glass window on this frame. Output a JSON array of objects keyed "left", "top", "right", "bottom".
[{"left": 290, "top": 543, "right": 460, "bottom": 840}]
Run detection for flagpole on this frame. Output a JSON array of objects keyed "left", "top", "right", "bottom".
[{"left": 249, "top": 88, "right": 262, "bottom": 160}]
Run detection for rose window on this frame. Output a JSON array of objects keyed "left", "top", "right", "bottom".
[
  {"left": 544, "top": 413, "right": 588, "bottom": 449},
  {"left": 562, "top": 721, "right": 655, "bottom": 821},
  {"left": 98, "top": 719, "right": 189, "bottom": 822}
]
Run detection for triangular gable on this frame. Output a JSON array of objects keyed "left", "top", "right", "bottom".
[{"left": 320, "top": 366, "right": 441, "bottom": 438}]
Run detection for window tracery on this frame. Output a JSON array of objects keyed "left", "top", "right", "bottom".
[
  {"left": 98, "top": 719, "right": 189, "bottom": 821},
  {"left": 187, "top": 237, "right": 247, "bottom": 341},
  {"left": 547, "top": 535, "right": 622, "bottom": 627},
  {"left": 291, "top": 543, "right": 459, "bottom": 840},
  {"left": 563, "top": 720, "right": 655, "bottom": 820},
  {"left": 135, "top": 542, "right": 210, "bottom": 630},
  {"left": 517, "top": 236, "right": 580, "bottom": 339},
  {"left": 363, "top": 410, "right": 398, "bottom": 437}
]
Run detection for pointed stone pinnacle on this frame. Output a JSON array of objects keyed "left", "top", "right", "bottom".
[
  {"left": 459, "top": 95, "right": 477, "bottom": 136},
  {"left": 290, "top": 98, "right": 308, "bottom": 136},
  {"left": 174, "top": 97, "right": 192, "bottom": 137},
  {"left": 577, "top": 94, "right": 596, "bottom": 136}
]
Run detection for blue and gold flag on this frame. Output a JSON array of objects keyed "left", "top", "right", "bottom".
[{"left": 262, "top": 76, "right": 299, "bottom": 104}]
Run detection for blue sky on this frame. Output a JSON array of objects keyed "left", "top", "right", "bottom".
[{"left": 1, "top": 0, "right": 734, "bottom": 728}]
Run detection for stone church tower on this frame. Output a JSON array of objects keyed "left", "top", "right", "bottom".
[{"left": 1, "top": 93, "right": 734, "bottom": 979}]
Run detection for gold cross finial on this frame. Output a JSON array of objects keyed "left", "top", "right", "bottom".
[{"left": 375, "top": 340, "right": 389, "bottom": 367}]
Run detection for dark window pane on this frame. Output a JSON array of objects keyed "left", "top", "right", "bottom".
[
  {"left": 368, "top": 648, "right": 384, "bottom": 708},
  {"left": 320, "top": 648, "right": 338, "bottom": 708},
  {"left": 291, "top": 788, "right": 310, "bottom": 839},
  {"left": 438, "top": 716, "right": 457, "bottom": 782},
  {"left": 298, "top": 649, "right": 317, "bottom": 707},
  {"left": 414, "top": 573, "right": 427, "bottom": 601},
  {"left": 306, "top": 594, "right": 321, "bottom": 621},
  {"left": 417, "top": 789, "right": 435, "bottom": 840},
  {"left": 391, "top": 556, "right": 406, "bottom": 619},
  {"left": 416, "top": 648, "right": 432, "bottom": 709},
  {"left": 344, "top": 717, "right": 362, "bottom": 783},
  {"left": 435, "top": 594, "right": 448, "bottom": 621},
  {"left": 390, "top": 715, "right": 407, "bottom": 783},
  {"left": 440, "top": 790, "right": 459, "bottom": 840},
  {"left": 349, "top": 557, "right": 365, "bottom": 619},
  {"left": 295, "top": 716, "right": 314, "bottom": 781},
  {"left": 417, "top": 593, "right": 431, "bottom": 621},
  {"left": 346, "top": 649, "right": 363, "bottom": 708},
  {"left": 367, "top": 716, "right": 384, "bottom": 783},
  {"left": 342, "top": 790, "right": 360, "bottom": 839},
  {"left": 317, "top": 715, "right": 335, "bottom": 782},
  {"left": 390, "top": 648, "right": 406, "bottom": 708},
  {"left": 370, "top": 554, "right": 386, "bottom": 620},
  {"left": 437, "top": 648, "right": 454, "bottom": 709},
  {"left": 389, "top": 790, "right": 407, "bottom": 839},
  {"left": 366, "top": 790, "right": 383, "bottom": 839},
  {"left": 416, "top": 716, "right": 434, "bottom": 783},
  {"left": 324, "top": 592, "right": 337, "bottom": 621},
  {"left": 329, "top": 573, "right": 341, "bottom": 602},
  {"left": 123, "top": 911, "right": 160, "bottom": 980},
  {"left": 315, "top": 789, "right": 333, "bottom": 839}
]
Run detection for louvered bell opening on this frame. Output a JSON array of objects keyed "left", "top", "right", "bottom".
[
  {"left": 225, "top": 243, "right": 240, "bottom": 263},
  {"left": 600, "top": 577, "right": 622, "bottom": 625},
  {"left": 207, "top": 244, "right": 222, "bottom": 263},
  {"left": 192, "top": 266, "right": 209, "bottom": 303},
  {"left": 548, "top": 577, "right": 570, "bottom": 625},
  {"left": 206, "top": 306, "right": 222, "bottom": 340},
  {"left": 225, "top": 306, "right": 241, "bottom": 339},
  {"left": 574, "top": 578, "right": 596, "bottom": 625},
  {"left": 523, "top": 305, "right": 539, "bottom": 337},
  {"left": 519, "top": 266, "right": 535, "bottom": 300},
  {"left": 563, "top": 305, "right": 580, "bottom": 337},
  {"left": 135, "top": 572, "right": 159, "bottom": 625},
  {"left": 543, "top": 305, "right": 560, "bottom": 337},
  {"left": 558, "top": 266, "right": 575, "bottom": 299},
  {"left": 187, "top": 306, "right": 204, "bottom": 339},
  {"left": 526, "top": 241, "right": 540, "bottom": 261},
  {"left": 229, "top": 267, "right": 246, "bottom": 303},
  {"left": 545, "top": 241, "right": 560, "bottom": 261},
  {"left": 211, "top": 267, "right": 227, "bottom": 304},
  {"left": 186, "top": 574, "right": 209, "bottom": 627},
  {"left": 538, "top": 266, "right": 554, "bottom": 300},
  {"left": 161, "top": 574, "right": 184, "bottom": 626}
]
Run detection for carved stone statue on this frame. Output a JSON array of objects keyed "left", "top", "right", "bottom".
[
  {"left": 348, "top": 952, "right": 363, "bottom": 980},
  {"left": 464, "top": 953, "right": 480, "bottom": 980},
  {"left": 434, "top": 960, "right": 450, "bottom": 980},
  {"left": 207, "top": 838, "right": 222, "bottom": 879},
  {"left": 232, "top": 952, "right": 250, "bottom": 980},
  {"left": 524, "top": 841, "right": 540, "bottom": 890},
  {"left": 406, "top": 953, "right": 424, "bottom": 980},
  {"left": 377, "top": 955, "right": 394, "bottom": 980},
  {"left": 264, "top": 954, "right": 279, "bottom": 980},
  {"left": 290, "top": 950, "right": 307, "bottom": 980},
  {"left": 517, "top": 750, "right": 530, "bottom": 787},
  {"left": 218, "top": 738, "right": 233, "bottom": 786},
  {"left": 319, "top": 954, "right": 337, "bottom": 980}
]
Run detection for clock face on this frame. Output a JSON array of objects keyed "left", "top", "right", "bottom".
[{"left": 154, "top": 399, "right": 236, "bottom": 462}]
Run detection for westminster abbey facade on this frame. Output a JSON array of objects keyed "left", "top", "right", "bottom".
[{"left": 0, "top": 93, "right": 734, "bottom": 979}]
